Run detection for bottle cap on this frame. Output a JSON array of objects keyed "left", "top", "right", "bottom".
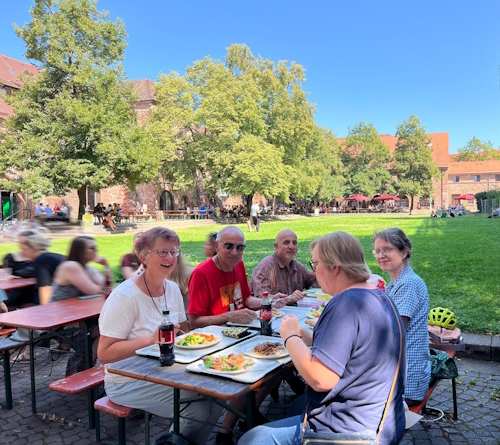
[
  {"left": 262, "top": 292, "right": 269, "bottom": 297},
  {"left": 162, "top": 310, "right": 169, "bottom": 315}
]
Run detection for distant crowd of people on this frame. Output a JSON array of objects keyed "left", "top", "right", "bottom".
[
  {"left": 431, "top": 204, "right": 465, "bottom": 218},
  {"left": 34, "top": 202, "right": 68, "bottom": 218}
]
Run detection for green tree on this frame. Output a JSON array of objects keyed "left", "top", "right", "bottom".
[
  {"left": 393, "top": 115, "right": 440, "bottom": 211},
  {"left": 341, "top": 122, "right": 393, "bottom": 197},
  {"left": 0, "top": 0, "right": 159, "bottom": 218},
  {"left": 149, "top": 44, "right": 320, "bottom": 212},
  {"left": 456, "top": 137, "right": 500, "bottom": 161}
]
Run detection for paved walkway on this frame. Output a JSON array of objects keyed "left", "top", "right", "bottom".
[{"left": 1, "top": 346, "right": 499, "bottom": 444}]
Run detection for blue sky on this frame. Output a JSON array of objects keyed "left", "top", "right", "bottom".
[{"left": 1, "top": 0, "right": 499, "bottom": 152}]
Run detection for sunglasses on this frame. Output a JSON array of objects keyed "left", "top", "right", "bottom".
[
  {"left": 223, "top": 243, "right": 246, "bottom": 252},
  {"left": 309, "top": 260, "right": 319, "bottom": 272},
  {"left": 209, "top": 232, "right": 218, "bottom": 241}
]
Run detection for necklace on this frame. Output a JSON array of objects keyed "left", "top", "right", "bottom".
[
  {"left": 143, "top": 273, "right": 167, "bottom": 316},
  {"left": 215, "top": 256, "right": 236, "bottom": 308}
]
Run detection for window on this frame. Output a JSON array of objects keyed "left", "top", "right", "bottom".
[
  {"left": 452, "top": 176, "right": 459, "bottom": 183},
  {"left": 495, "top": 175, "right": 500, "bottom": 181},
  {"left": 474, "top": 175, "right": 480, "bottom": 182}
]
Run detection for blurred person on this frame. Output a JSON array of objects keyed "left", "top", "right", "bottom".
[
  {"left": 35, "top": 203, "right": 45, "bottom": 215},
  {"left": 45, "top": 204, "right": 53, "bottom": 217},
  {"left": 203, "top": 231, "right": 217, "bottom": 258},
  {"left": 373, "top": 228, "right": 430, "bottom": 406},
  {"left": 121, "top": 232, "right": 144, "bottom": 280},
  {"left": 249, "top": 198, "right": 260, "bottom": 232},
  {"left": 98, "top": 227, "right": 222, "bottom": 445}
]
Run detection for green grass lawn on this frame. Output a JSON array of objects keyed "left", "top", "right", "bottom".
[{"left": 2, "top": 214, "right": 499, "bottom": 334}]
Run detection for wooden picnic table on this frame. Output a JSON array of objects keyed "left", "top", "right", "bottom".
[
  {"left": 0, "top": 295, "right": 105, "bottom": 423},
  {"left": 0, "top": 277, "right": 37, "bottom": 291},
  {"left": 108, "top": 352, "right": 290, "bottom": 433}
]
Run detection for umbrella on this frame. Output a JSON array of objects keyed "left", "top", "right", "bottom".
[
  {"left": 346, "top": 194, "right": 371, "bottom": 201},
  {"left": 373, "top": 194, "right": 397, "bottom": 201},
  {"left": 454, "top": 194, "right": 475, "bottom": 201}
]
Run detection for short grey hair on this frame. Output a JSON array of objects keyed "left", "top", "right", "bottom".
[
  {"left": 310, "top": 231, "right": 371, "bottom": 282},
  {"left": 373, "top": 228, "right": 412, "bottom": 259},
  {"left": 216, "top": 226, "right": 246, "bottom": 244}
]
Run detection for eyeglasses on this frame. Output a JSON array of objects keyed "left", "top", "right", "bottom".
[
  {"left": 210, "top": 232, "right": 218, "bottom": 241},
  {"left": 372, "top": 247, "right": 395, "bottom": 257},
  {"left": 309, "top": 260, "right": 319, "bottom": 272},
  {"left": 151, "top": 249, "right": 181, "bottom": 258},
  {"left": 223, "top": 243, "right": 246, "bottom": 252},
  {"left": 88, "top": 246, "right": 98, "bottom": 251}
]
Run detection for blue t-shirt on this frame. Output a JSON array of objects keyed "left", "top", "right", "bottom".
[
  {"left": 386, "top": 265, "right": 430, "bottom": 401},
  {"left": 307, "top": 287, "right": 406, "bottom": 445}
]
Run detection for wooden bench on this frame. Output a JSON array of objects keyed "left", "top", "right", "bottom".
[
  {"left": 0, "top": 337, "right": 28, "bottom": 409},
  {"left": 409, "top": 349, "right": 458, "bottom": 420},
  {"left": 49, "top": 365, "right": 104, "bottom": 435},
  {"left": 94, "top": 396, "right": 150, "bottom": 445}
]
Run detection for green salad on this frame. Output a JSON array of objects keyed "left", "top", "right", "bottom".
[{"left": 176, "top": 333, "right": 216, "bottom": 347}]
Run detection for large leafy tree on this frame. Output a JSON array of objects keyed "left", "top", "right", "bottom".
[
  {"left": 149, "top": 44, "right": 328, "bottom": 211},
  {"left": 456, "top": 137, "right": 500, "bottom": 161},
  {"left": 0, "top": 0, "right": 159, "bottom": 217},
  {"left": 393, "top": 115, "right": 440, "bottom": 211},
  {"left": 341, "top": 122, "right": 393, "bottom": 197}
]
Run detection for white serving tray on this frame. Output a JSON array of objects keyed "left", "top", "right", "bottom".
[
  {"left": 226, "top": 306, "right": 311, "bottom": 329},
  {"left": 185, "top": 335, "right": 292, "bottom": 384},
  {"left": 135, "top": 325, "right": 258, "bottom": 364},
  {"left": 305, "top": 288, "right": 326, "bottom": 297}
]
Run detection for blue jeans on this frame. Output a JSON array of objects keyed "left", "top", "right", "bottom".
[{"left": 237, "top": 415, "right": 302, "bottom": 445}]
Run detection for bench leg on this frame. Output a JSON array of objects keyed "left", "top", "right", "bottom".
[
  {"left": 452, "top": 377, "right": 458, "bottom": 420},
  {"left": 145, "top": 411, "right": 150, "bottom": 444},
  {"left": 118, "top": 417, "right": 126, "bottom": 445},
  {"left": 246, "top": 391, "right": 256, "bottom": 429},
  {"left": 3, "top": 349, "right": 13, "bottom": 410},
  {"left": 95, "top": 404, "right": 101, "bottom": 442}
]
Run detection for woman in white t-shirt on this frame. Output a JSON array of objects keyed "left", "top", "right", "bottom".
[{"left": 98, "top": 227, "right": 222, "bottom": 445}]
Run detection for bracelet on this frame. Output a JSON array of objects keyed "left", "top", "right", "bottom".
[{"left": 284, "top": 334, "right": 302, "bottom": 348}]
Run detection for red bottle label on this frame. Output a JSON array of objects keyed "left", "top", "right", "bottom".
[
  {"left": 260, "top": 308, "right": 272, "bottom": 320},
  {"left": 159, "top": 329, "right": 174, "bottom": 344}
]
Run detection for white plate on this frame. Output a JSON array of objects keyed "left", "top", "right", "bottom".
[
  {"left": 272, "top": 310, "right": 285, "bottom": 318},
  {"left": 243, "top": 342, "right": 289, "bottom": 360},
  {"left": 175, "top": 333, "right": 222, "bottom": 350},
  {"left": 200, "top": 357, "right": 255, "bottom": 375}
]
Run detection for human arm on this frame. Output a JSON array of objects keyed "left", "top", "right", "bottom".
[
  {"left": 279, "top": 315, "right": 340, "bottom": 392},
  {"left": 54, "top": 262, "right": 103, "bottom": 295},
  {"left": 189, "top": 308, "right": 257, "bottom": 329},
  {"left": 98, "top": 332, "right": 156, "bottom": 364}
]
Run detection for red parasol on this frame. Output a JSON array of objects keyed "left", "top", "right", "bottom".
[
  {"left": 346, "top": 194, "right": 372, "bottom": 201},
  {"left": 373, "top": 194, "right": 397, "bottom": 201},
  {"left": 454, "top": 194, "right": 475, "bottom": 201}
]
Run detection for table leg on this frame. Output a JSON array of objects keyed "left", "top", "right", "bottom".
[
  {"left": 29, "top": 329, "right": 36, "bottom": 414},
  {"left": 173, "top": 388, "right": 180, "bottom": 433},
  {"left": 84, "top": 320, "right": 96, "bottom": 430},
  {"left": 245, "top": 391, "right": 256, "bottom": 429},
  {"left": 2, "top": 349, "right": 13, "bottom": 409}
]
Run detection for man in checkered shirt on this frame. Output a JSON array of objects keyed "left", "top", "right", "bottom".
[{"left": 250, "top": 229, "right": 317, "bottom": 304}]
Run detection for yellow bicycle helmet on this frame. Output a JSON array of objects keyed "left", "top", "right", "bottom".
[{"left": 429, "top": 307, "right": 457, "bottom": 329}]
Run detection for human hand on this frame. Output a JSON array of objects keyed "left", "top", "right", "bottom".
[
  {"left": 227, "top": 308, "right": 258, "bottom": 324},
  {"left": 271, "top": 293, "right": 288, "bottom": 309},
  {"left": 94, "top": 256, "right": 109, "bottom": 267},
  {"left": 289, "top": 290, "right": 306, "bottom": 304},
  {"left": 279, "top": 315, "right": 300, "bottom": 341}
]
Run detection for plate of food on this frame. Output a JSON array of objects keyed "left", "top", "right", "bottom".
[
  {"left": 307, "top": 306, "right": 324, "bottom": 319},
  {"left": 243, "top": 341, "right": 289, "bottom": 360},
  {"left": 305, "top": 318, "right": 317, "bottom": 330},
  {"left": 272, "top": 308, "right": 285, "bottom": 318},
  {"left": 201, "top": 353, "right": 255, "bottom": 375},
  {"left": 175, "top": 333, "right": 221, "bottom": 349}
]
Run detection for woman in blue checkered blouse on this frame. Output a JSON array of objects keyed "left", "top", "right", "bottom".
[{"left": 373, "top": 228, "right": 431, "bottom": 405}]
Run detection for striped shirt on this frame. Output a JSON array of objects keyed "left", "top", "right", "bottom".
[{"left": 250, "top": 252, "right": 316, "bottom": 297}]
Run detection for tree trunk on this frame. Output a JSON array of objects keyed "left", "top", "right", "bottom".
[
  {"left": 245, "top": 194, "right": 254, "bottom": 217},
  {"left": 77, "top": 185, "right": 87, "bottom": 220},
  {"left": 410, "top": 195, "right": 414, "bottom": 212}
]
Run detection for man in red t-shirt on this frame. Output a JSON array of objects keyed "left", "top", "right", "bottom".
[
  {"left": 188, "top": 226, "right": 279, "bottom": 445},
  {"left": 188, "top": 226, "right": 261, "bottom": 329}
]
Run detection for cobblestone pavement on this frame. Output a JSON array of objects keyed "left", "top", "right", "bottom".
[{"left": 1, "top": 345, "right": 499, "bottom": 444}]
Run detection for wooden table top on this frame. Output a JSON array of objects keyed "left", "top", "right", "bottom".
[
  {"left": 0, "top": 277, "right": 37, "bottom": 291},
  {"left": 0, "top": 295, "right": 105, "bottom": 330},
  {"left": 108, "top": 354, "right": 287, "bottom": 401}
]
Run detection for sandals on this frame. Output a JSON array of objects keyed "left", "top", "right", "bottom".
[{"left": 12, "top": 348, "right": 32, "bottom": 364}]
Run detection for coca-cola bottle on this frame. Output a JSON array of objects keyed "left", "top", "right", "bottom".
[
  {"left": 103, "top": 268, "right": 113, "bottom": 297},
  {"left": 260, "top": 292, "right": 273, "bottom": 336},
  {"left": 159, "top": 310, "right": 175, "bottom": 366}
]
